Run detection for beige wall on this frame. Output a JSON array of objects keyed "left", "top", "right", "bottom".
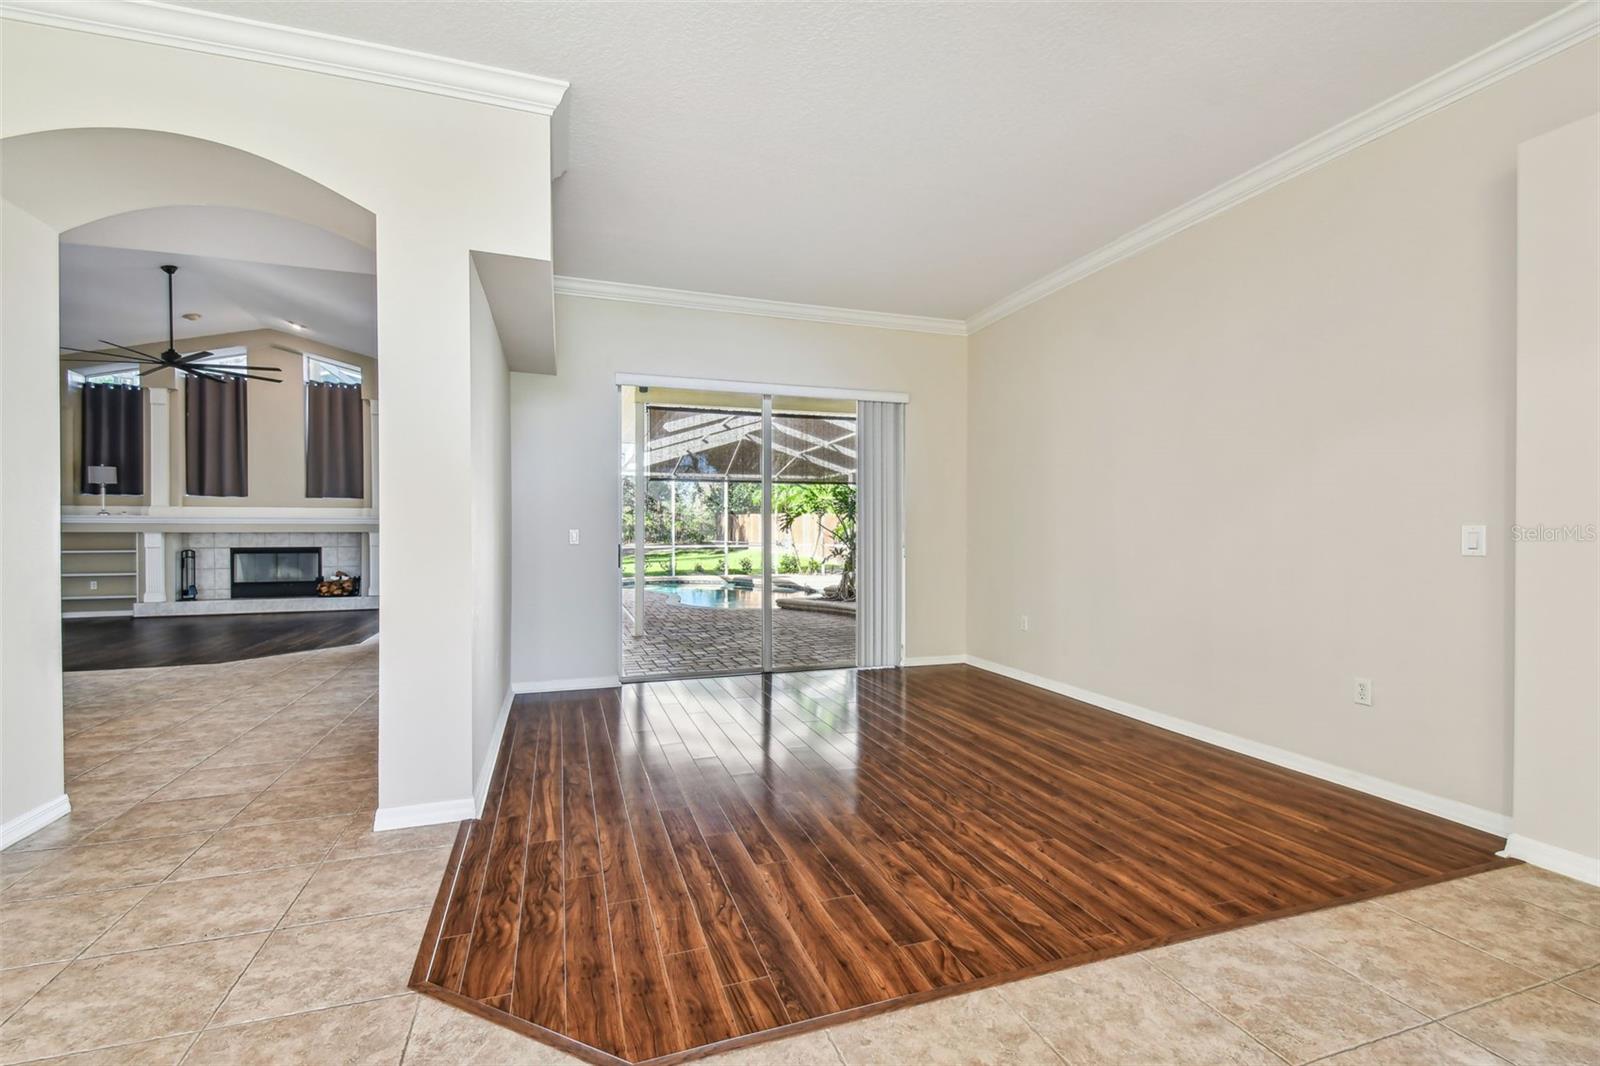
[
  {"left": 965, "top": 41, "right": 1599, "bottom": 822},
  {"left": 1, "top": 199, "right": 66, "bottom": 836},
  {"left": 510, "top": 295, "right": 967, "bottom": 685},
  {"left": 60, "top": 329, "right": 377, "bottom": 510},
  {"left": 468, "top": 261, "right": 511, "bottom": 804},
  {"left": 1511, "top": 113, "right": 1599, "bottom": 871}
]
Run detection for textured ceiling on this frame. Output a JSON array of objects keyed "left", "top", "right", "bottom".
[{"left": 177, "top": 1, "right": 1560, "bottom": 318}]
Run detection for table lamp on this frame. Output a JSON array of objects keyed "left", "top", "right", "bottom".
[{"left": 86, "top": 465, "right": 117, "bottom": 516}]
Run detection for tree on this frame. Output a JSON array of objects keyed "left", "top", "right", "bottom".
[{"left": 772, "top": 483, "right": 857, "bottom": 600}]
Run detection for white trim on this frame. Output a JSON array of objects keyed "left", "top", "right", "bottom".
[
  {"left": 615, "top": 373, "right": 908, "bottom": 406},
  {"left": 960, "top": 654, "right": 1512, "bottom": 837},
  {"left": 558, "top": 276, "right": 966, "bottom": 337},
  {"left": 372, "top": 797, "right": 474, "bottom": 832},
  {"left": 0, "top": 794, "right": 72, "bottom": 849},
  {"left": 474, "top": 688, "right": 514, "bottom": 817},
  {"left": 966, "top": 1, "right": 1600, "bottom": 332},
  {"left": 1500, "top": 835, "right": 1600, "bottom": 887},
  {"left": 902, "top": 654, "right": 968, "bottom": 667},
  {"left": 0, "top": 0, "right": 569, "bottom": 117},
  {"left": 513, "top": 676, "right": 621, "bottom": 694}
]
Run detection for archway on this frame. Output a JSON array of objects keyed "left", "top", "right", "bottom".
[{"left": 1, "top": 127, "right": 379, "bottom": 844}]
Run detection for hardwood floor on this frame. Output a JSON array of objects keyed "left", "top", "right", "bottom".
[
  {"left": 412, "top": 665, "right": 1510, "bottom": 1066},
  {"left": 63, "top": 610, "right": 379, "bottom": 670}
]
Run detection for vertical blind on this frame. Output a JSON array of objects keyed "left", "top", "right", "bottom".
[
  {"left": 855, "top": 400, "right": 906, "bottom": 669},
  {"left": 305, "top": 381, "right": 364, "bottom": 498},
  {"left": 81, "top": 383, "right": 144, "bottom": 495},
  {"left": 186, "top": 375, "right": 248, "bottom": 497}
]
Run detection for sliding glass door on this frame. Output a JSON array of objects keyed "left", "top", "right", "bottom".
[{"left": 618, "top": 385, "right": 859, "bottom": 680}]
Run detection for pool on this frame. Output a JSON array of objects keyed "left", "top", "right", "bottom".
[
  {"left": 646, "top": 581, "right": 764, "bottom": 608},
  {"left": 642, "top": 580, "right": 822, "bottom": 609}
]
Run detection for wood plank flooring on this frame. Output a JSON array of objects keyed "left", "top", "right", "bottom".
[
  {"left": 63, "top": 610, "right": 379, "bottom": 670},
  {"left": 412, "top": 665, "right": 1510, "bottom": 1065}
]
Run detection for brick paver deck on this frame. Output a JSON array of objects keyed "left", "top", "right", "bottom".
[{"left": 620, "top": 587, "right": 855, "bottom": 678}]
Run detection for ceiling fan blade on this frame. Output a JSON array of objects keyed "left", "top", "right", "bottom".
[
  {"left": 61, "top": 347, "right": 164, "bottom": 363},
  {"left": 184, "top": 366, "right": 281, "bottom": 384},
  {"left": 176, "top": 350, "right": 216, "bottom": 364},
  {"left": 61, "top": 355, "right": 162, "bottom": 366},
  {"left": 98, "top": 339, "right": 160, "bottom": 361},
  {"left": 206, "top": 370, "right": 284, "bottom": 384}
]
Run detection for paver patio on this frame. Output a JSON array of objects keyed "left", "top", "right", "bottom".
[{"left": 619, "top": 586, "right": 855, "bottom": 677}]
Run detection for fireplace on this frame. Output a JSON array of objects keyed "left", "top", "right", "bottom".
[{"left": 230, "top": 546, "right": 322, "bottom": 598}]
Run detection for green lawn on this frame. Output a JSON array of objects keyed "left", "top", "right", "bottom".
[
  {"left": 619, "top": 547, "right": 840, "bottom": 577},
  {"left": 620, "top": 547, "right": 761, "bottom": 577}
]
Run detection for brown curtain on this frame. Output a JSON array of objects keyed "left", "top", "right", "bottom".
[
  {"left": 305, "top": 381, "right": 364, "bottom": 498},
  {"left": 186, "top": 375, "right": 248, "bottom": 497},
  {"left": 81, "top": 383, "right": 145, "bottom": 495}
]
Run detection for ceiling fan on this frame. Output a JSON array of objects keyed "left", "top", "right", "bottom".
[{"left": 60, "top": 264, "right": 283, "bottom": 384}]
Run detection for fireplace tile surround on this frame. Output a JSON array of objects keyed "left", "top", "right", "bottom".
[{"left": 181, "top": 531, "right": 363, "bottom": 600}]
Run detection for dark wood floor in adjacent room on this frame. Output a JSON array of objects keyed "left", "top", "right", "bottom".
[
  {"left": 63, "top": 610, "right": 379, "bottom": 670},
  {"left": 413, "top": 665, "right": 1509, "bottom": 1066}
]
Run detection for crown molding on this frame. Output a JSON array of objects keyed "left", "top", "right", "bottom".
[
  {"left": 967, "top": 0, "right": 1600, "bottom": 333},
  {"left": 0, "top": 0, "right": 569, "bottom": 117},
  {"left": 554, "top": 276, "right": 968, "bottom": 337}
]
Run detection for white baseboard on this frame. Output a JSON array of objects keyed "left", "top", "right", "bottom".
[
  {"left": 0, "top": 794, "right": 72, "bottom": 849},
  {"left": 512, "top": 676, "right": 620, "bottom": 694},
  {"left": 372, "top": 797, "right": 475, "bottom": 832},
  {"left": 902, "top": 654, "right": 970, "bottom": 667},
  {"left": 474, "top": 688, "right": 515, "bottom": 818},
  {"left": 961, "top": 655, "right": 1512, "bottom": 838},
  {"left": 1500, "top": 834, "right": 1600, "bottom": 886}
]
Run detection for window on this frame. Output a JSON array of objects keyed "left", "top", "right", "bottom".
[
  {"left": 67, "top": 366, "right": 140, "bottom": 387},
  {"left": 188, "top": 346, "right": 248, "bottom": 370},
  {"left": 305, "top": 354, "right": 362, "bottom": 386},
  {"left": 304, "top": 354, "right": 364, "bottom": 498}
]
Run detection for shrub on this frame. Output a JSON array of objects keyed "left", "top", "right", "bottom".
[
  {"left": 737, "top": 557, "right": 754, "bottom": 575},
  {"left": 800, "top": 557, "right": 822, "bottom": 574},
  {"left": 693, "top": 563, "right": 705, "bottom": 574},
  {"left": 778, "top": 554, "right": 800, "bottom": 574}
]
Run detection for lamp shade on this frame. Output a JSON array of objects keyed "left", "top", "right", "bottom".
[{"left": 85, "top": 465, "right": 117, "bottom": 487}]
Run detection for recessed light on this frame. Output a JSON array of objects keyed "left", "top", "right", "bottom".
[
  {"left": 181, "top": 312, "right": 202, "bottom": 321},
  {"left": 287, "top": 321, "right": 307, "bottom": 331}
]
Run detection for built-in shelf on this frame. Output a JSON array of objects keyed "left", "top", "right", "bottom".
[{"left": 61, "top": 530, "right": 138, "bottom": 619}]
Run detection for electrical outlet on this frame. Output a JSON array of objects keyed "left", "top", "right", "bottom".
[
  {"left": 1354, "top": 677, "right": 1373, "bottom": 706},
  {"left": 1019, "top": 614, "right": 1030, "bottom": 632},
  {"left": 88, "top": 580, "right": 98, "bottom": 590}
]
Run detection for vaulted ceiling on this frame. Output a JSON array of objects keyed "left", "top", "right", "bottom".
[{"left": 176, "top": 1, "right": 1561, "bottom": 319}]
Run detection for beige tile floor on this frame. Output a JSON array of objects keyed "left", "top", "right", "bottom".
[{"left": 3, "top": 643, "right": 1599, "bottom": 1065}]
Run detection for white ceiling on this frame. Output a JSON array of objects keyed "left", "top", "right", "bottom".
[
  {"left": 175, "top": 1, "right": 1560, "bottom": 319},
  {"left": 61, "top": 208, "right": 377, "bottom": 357}
]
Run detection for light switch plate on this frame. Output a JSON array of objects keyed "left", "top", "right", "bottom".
[
  {"left": 1461, "top": 524, "right": 1487, "bottom": 556},
  {"left": 568, "top": 529, "right": 581, "bottom": 545}
]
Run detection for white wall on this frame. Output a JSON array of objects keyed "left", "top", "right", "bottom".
[
  {"left": 0, "top": 199, "right": 67, "bottom": 841},
  {"left": 2, "top": 19, "right": 552, "bottom": 832},
  {"left": 1510, "top": 113, "right": 1600, "bottom": 878},
  {"left": 510, "top": 295, "right": 967, "bottom": 686},
  {"left": 965, "top": 40, "right": 1599, "bottom": 825},
  {"left": 469, "top": 261, "right": 512, "bottom": 804}
]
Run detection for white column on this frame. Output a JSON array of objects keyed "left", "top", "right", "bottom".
[
  {"left": 668, "top": 477, "right": 677, "bottom": 577},
  {"left": 146, "top": 386, "right": 171, "bottom": 509},
  {"left": 632, "top": 402, "right": 646, "bottom": 636},
  {"left": 365, "top": 531, "right": 380, "bottom": 597},
  {"left": 367, "top": 399, "right": 379, "bottom": 515},
  {"left": 760, "top": 395, "right": 773, "bottom": 670},
  {"left": 722, "top": 477, "right": 730, "bottom": 575},
  {"left": 141, "top": 531, "right": 167, "bottom": 603}
]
